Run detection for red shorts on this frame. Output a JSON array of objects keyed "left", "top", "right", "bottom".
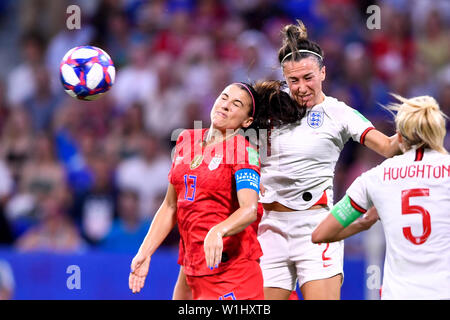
[{"left": 185, "top": 259, "right": 264, "bottom": 300}]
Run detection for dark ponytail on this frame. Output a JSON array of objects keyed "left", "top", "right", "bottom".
[
  {"left": 244, "top": 80, "right": 305, "bottom": 131},
  {"left": 235, "top": 80, "right": 306, "bottom": 148},
  {"left": 278, "top": 19, "right": 324, "bottom": 68}
]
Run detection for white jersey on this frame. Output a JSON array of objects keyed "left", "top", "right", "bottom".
[
  {"left": 347, "top": 147, "right": 450, "bottom": 299},
  {"left": 260, "top": 95, "right": 374, "bottom": 210}
]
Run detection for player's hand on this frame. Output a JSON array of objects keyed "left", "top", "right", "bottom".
[
  {"left": 129, "top": 252, "right": 151, "bottom": 294},
  {"left": 358, "top": 207, "right": 380, "bottom": 230},
  {"left": 260, "top": 183, "right": 266, "bottom": 196},
  {"left": 204, "top": 226, "right": 223, "bottom": 270}
]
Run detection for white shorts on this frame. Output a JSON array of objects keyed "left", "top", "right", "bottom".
[{"left": 257, "top": 207, "right": 344, "bottom": 291}]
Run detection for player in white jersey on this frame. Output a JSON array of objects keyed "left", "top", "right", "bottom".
[
  {"left": 258, "top": 20, "right": 400, "bottom": 300},
  {"left": 312, "top": 95, "right": 450, "bottom": 300}
]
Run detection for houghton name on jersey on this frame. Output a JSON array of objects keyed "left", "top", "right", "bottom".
[{"left": 345, "top": 148, "right": 450, "bottom": 299}]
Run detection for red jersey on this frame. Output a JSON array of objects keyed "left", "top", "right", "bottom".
[{"left": 169, "top": 129, "right": 262, "bottom": 276}]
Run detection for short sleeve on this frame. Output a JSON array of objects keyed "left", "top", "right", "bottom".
[
  {"left": 168, "top": 129, "right": 189, "bottom": 182},
  {"left": 341, "top": 105, "right": 375, "bottom": 144},
  {"left": 346, "top": 170, "right": 374, "bottom": 211},
  {"left": 230, "top": 136, "right": 261, "bottom": 176}
]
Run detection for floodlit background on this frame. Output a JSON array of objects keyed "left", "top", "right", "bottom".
[{"left": 0, "top": 0, "right": 449, "bottom": 300}]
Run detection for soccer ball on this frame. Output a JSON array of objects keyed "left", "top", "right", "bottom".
[{"left": 60, "top": 46, "right": 115, "bottom": 101}]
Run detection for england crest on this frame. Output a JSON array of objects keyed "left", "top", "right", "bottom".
[{"left": 307, "top": 110, "right": 324, "bottom": 128}]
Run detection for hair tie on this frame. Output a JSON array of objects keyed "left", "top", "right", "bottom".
[
  {"left": 281, "top": 49, "right": 323, "bottom": 64},
  {"left": 234, "top": 83, "right": 255, "bottom": 117}
]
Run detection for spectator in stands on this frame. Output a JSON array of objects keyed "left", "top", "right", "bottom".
[
  {"left": 6, "top": 32, "right": 46, "bottom": 107},
  {"left": 20, "top": 133, "right": 68, "bottom": 206},
  {"left": 103, "top": 102, "right": 147, "bottom": 163},
  {"left": 23, "top": 65, "right": 64, "bottom": 134},
  {"left": 110, "top": 39, "right": 158, "bottom": 112},
  {"left": 231, "top": 29, "right": 279, "bottom": 83},
  {"left": 368, "top": 10, "right": 415, "bottom": 81},
  {"left": 5, "top": 133, "right": 70, "bottom": 239},
  {"left": 70, "top": 152, "right": 117, "bottom": 245},
  {"left": 115, "top": 132, "right": 171, "bottom": 219},
  {"left": 0, "top": 109, "right": 33, "bottom": 184},
  {"left": 143, "top": 53, "right": 189, "bottom": 140},
  {"left": 100, "top": 189, "right": 150, "bottom": 253},
  {"left": 14, "top": 192, "right": 84, "bottom": 253},
  {"left": 417, "top": 9, "right": 450, "bottom": 73}
]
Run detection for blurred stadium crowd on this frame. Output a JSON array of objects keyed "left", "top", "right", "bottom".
[{"left": 0, "top": 0, "right": 449, "bottom": 262}]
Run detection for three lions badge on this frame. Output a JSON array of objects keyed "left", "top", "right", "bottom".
[{"left": 307, "top": 110, "right": 324, "bottom": 128}]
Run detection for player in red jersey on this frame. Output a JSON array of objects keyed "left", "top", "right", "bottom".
[
  {"left": 171, "top": 202, "right": 266, "bottom": 300},
  {"left": 129, "top": 81, "right": 301, "bottom": 300},
  {"left": 171, "top": 202, "right": 303, "bottom": 300}
]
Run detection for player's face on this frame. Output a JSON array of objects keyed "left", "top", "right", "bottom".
[
  {"left": 283, "top": 57, "right": 325, "bottom": 108},
  {"left": 210, "top": 84, "right": 254, "bottom": 132}
]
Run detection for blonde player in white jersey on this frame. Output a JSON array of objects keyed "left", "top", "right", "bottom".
[
  {"left": 312, "top": 95, "right": 450, "bottom": 300},
  {"left": 257, "top": 20, "right": 400, "bottom": 300}
]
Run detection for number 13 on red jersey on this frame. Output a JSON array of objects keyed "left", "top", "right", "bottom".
[{"left": 184, "top": 174, "right": 197, "bottom": 201}]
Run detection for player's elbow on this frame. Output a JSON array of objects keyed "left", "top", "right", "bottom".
[
  {"left": 311, "top": 228, "right": 325, "bottom": 244},
  {"left": 311, "top": 226, "right": 333, "bottom": 244},
  {"left": 246, "top": 204, "right": 258, "bottom": 224},
  {"left": 239, "top": 203, "right": 257, "bottom": 226}
]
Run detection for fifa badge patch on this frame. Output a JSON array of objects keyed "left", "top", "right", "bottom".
[
  {"left": 307, "top": 110, "right": 324, "bottom": 128},
  {"left": 190, "top": 155, "right": 203, "bottom": 170},
  {"left": 208, "top": 155, "right": 223, "bottom": 171}
]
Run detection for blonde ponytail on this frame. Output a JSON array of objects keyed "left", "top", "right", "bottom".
[{"left": 388, "top": 94, "right": 448, "bottom": 154}]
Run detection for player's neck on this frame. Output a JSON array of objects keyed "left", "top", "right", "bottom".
[
  {"left": 308, "top": 92, "right": 326, "bottom": 109},
  {"left": 203, "top": 127, "right": 239, "bottom": 147}
]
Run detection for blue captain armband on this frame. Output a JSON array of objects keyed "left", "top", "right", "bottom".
[{"left": 235, "top": 169, "right": 260, "bottom": 193}]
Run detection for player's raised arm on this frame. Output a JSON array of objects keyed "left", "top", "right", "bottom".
[{"left": 364, "top": 130, "right": 401, "bottom": 158}]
